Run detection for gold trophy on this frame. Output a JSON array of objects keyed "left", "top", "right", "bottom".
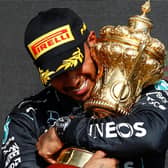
[{"left": 85, "top": 0, "right": 165, "bottom": 117}]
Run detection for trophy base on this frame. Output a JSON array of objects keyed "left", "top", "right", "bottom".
[
  {"left": 47, "top": 147, "right": 93, "bottom": 168},
  {"left": 47, "top": 163, "right": 78, "bottom": 168}
]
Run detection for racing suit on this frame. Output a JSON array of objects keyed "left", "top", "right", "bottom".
[{"left": 1, "top": 80, "right": 168, "bottom": 168}]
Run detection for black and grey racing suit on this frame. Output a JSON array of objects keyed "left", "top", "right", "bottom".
[{"left": 1, "top": 80, "right": 168, "bottom": 168}]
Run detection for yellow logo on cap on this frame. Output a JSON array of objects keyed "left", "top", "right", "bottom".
[
  {"left": 39, "top": 68, "right": 55, "bottom": 85},
  {"left": 28, "top": 25, "right": 75, "bottom": 60},
  {"left": 56, "top": 47, "right": 84, "bottom": 72},
  {"left": 39, "top": 47, "right": 84, "bottom": 85}
]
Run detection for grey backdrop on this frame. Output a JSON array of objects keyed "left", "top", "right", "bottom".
[{"left": 0, "top": 0, "right": 168, "bottom": 166}]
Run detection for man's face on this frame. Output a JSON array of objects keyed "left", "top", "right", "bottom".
[{"left": 51, "top": 42, "right": 98, "bottom": 102}]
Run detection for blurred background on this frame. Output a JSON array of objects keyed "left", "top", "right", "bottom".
[{"left": 0, "top": 0, "right": 168, "bottom": 166}]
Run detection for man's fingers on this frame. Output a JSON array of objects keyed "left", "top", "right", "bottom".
[
  {"left": 90, "top": 151, "right": 119, "bottom": 167},
  {"left": 45, "top": 157, "right": 57, "bottom": 165},
  {"left": 83, "top": 151, "right": 119, "bottom": 168},
  {"left": 104, "top": 158, "right": 119, "bottom": 166},
  {"left": 90, "top": 150, "right": 106, "bottom": 159}
]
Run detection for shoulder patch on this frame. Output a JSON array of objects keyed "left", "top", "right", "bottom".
[
  {"left": 2, "top": 116, "right": 11, "bottom": 144},
  {"left": 154, "top": 80, "right": 168, "bottom": 90}
]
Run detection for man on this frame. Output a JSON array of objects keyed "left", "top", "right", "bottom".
[
  {"left": 1, "top": 6, "right": 168, "bottom": 168},
  {"left": 1, "top": 8, "right": 118, "bottom": 168},
  {"left": 34, "top": 4, "right": 168, "bottom": 168}
]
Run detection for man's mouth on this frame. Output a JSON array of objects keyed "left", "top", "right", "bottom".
[{"left": 72, "top": 80, "right": 88, "bottom": 95}]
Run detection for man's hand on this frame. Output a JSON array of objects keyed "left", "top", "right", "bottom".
[
  {"left": 36, "top": 128, "right": 119, "bottom": 167},
  {"left": 36, "top": 127, "right": 63, "bottom": 164},
  {"left": 83, "top": 151, "right": 119, "bottom": 168}
]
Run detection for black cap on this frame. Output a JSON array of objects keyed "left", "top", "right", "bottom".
[{"left": 24, "top": 8, "right": 89, "bottom": 85}]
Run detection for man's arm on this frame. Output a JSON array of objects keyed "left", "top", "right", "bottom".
[
  {"left": 64, "top": 88, "right": 168, "bottom": 158},
  {"left": 1, "top": 109, "right": 50, "bottom": 168},
  {"left": 37, "top": 87, "right": 168, "bottom": 160}
]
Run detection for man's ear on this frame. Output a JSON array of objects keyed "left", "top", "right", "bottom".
[
  {"left": 90, "top": 47, "right": 104, "bottom": 80},
  {"left": 87, "top": 31, "right": 103, "bottom": 80},
  {"left": 87, "top": 31, "right": 97, "bottom": 46}
]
